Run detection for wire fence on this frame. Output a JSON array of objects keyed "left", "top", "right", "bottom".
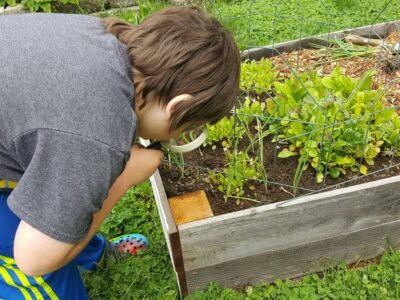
[{"left": 155, "top": 0, "right": 400, "bottom": 208}]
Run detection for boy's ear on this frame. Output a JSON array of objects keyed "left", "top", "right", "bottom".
[{"left": 165, "top": 94, "right": 192, "bottom": 120}]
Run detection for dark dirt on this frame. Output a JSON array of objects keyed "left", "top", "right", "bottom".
[{"left": 159, "top": 135, "right": 400, "bottom": 216}]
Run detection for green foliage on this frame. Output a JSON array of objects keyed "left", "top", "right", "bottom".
[
  {"left": 329, "top": 0, "right": 360, "bottom": 10},
  {"left": 236, "top": 96, "right": 266, "bottom": 147},
  {"left": 208, "top": 0, "right": 400, "bottom": 50},
  {"left": 236, "top": 97, "right": 266, "bottom": 127},
  {"left": 267, "top": 67, "right": 400, "bottom": 184},
  {"left": 312, "top": 37, "right": 381, "bottom": 62},
  {"left": 206, "top": 98, "right": 267, "bottom": 150},
  {"left": 204, "top": 116, "right": 241, "bottom": 150},
  {"left": 0, "top": 0, "right": 15, "bottom": 7},
  {"left": 209, "top": 150, "right": 260, "bottom": 202},
  {"left": 186, "top": 250, "right": 400, "bottom": 299},
  {"left": 134, "top": 0, "right": 167, "bottom": 24},
  {"left": 21, "top": 0, "right": 78, "bottom": 12},
  {"left": 83, "top": 182, "right": 178, "bottom": 299},
  {"left": 240, "top": 58, "right": 278, "bottom": 94},
  {"left": 205, "top": 57, "right": 274, "bottom": 149},
  {"left": 97, "top": 0, "right": 167, "bottom": 25}
]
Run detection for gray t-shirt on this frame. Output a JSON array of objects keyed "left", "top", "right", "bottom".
[{"left": 0, "top": 13, "right": 136, "bottom": 243}]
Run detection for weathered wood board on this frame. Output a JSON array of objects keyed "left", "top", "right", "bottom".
[
  {"left": 178, "top": 175, "right": 400, "bottom": 292},
  {"left": 241, "top": 20, "right": 400, "bottom": 60}
]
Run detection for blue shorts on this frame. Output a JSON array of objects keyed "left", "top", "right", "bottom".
[{"left": 0, "top": 189, "right": 106, "bottom": 300}]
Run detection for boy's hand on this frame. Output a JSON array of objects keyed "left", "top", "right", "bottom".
[{"left": 120, "top": 144, "right": 164, "bottom": 189}]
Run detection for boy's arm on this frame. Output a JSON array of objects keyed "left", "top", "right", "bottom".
[{"left": 13, "top": 145, "right": 163, "bottom": 277}]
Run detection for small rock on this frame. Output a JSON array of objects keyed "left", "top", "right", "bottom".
[{"left": 1, "top": 4, "right": 27, "bottom": 14}]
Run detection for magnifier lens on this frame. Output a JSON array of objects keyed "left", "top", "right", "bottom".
[{"left": 165, "top": 126, "right": 208, "bottom": 153}]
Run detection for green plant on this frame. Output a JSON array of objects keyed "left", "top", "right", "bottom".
[
  {"left": 236, "top": 96, "right": 265, "bottom": 127},
  {"left": 209, "top": 150, "right": 260, "bottom": 204},
  {"left": 240, "top": 58, "right": 278, "bottom": 94},
  {"left": 207, "top": 0, "right": 400, "bottom": 50},
  {"left": 83, "top": 182, "right": 178, "bottom": 299},
  {"left": 186, "top": 250, "right": 400, "bottom": 300},
  {"left": 0, "top": 0, "right": 16, "bottom": 7},
  {"left": 330, "top": 0, "right": 359, "bottom": 9},
  {"left": 204, "top": 116, "right": 242, "bottom": 150},
  {"left": 134, "top": 0, "right": 167, "bottom": 25},
  {"left": 312, "top": 37, "right": 381, "bottom": 64},
  {"left": 236, "top": 96, "right": 266, "bottom": 144},
  {"left": 267, "top": 67, "right": 400, "bottom": 186},
  {"left": 205, "top": 56, "right": 274, "bottom": 149},
  {"left": 20, "top": 0, "right": 79, "bottom": 12}
]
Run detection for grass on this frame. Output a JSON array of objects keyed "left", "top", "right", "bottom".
[
  {"left": 82, "top": 182, "right": 178, "bottom": 299},
  {"left": 209, "top": 0, "right": 400, "bottom": 50},
  {"left": 98, "top": 0, "right": 400, "bottom": 50}
]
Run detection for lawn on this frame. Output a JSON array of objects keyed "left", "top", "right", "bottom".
[{"left": 100, "top": 0, "right": 400, "bottom": 50}]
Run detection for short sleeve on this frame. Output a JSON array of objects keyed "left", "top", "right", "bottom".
[{"left": 7, "top": 129, "right": 128, "bottom": 243}]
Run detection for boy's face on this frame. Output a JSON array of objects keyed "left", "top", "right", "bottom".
[{"left": 134, "top": 99, "right": 185, "bottom": 142}]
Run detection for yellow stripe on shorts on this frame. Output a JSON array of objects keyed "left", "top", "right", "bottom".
[
  {"left": 2, "top": 265, "right": 44, "bottom": 300},
  {"left": 0, "top": 256, "right": 59, "bottom": 300},
  {"left": 0, "top": 179, "right": 18, "bottom": 189},
  {"left": 0, "top": 266, "right": 32, "bottom": 300}
]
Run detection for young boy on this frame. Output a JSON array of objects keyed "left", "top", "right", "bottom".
[{"left": 0, "top": 6, "right": 240, "bottom": 299}]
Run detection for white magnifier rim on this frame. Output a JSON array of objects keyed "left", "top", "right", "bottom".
[{"left": 164, "top": 127, "right": 208, "bottom": 153}]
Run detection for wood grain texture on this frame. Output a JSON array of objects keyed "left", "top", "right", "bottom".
[
  {"left": 179, "top": 175, "right": 400, "bottom": 272},
  {"left": 185, "top": 220, "right": 400, "bottom": 293},
  {"left": 241, "top": 20, "right": 400, "bottom": 61},
  {"left": 169, "top": 190, "right": 214, "bottom": 225},
  {"left": 149, "top": 169, "right": 189, "bottom": 296}
]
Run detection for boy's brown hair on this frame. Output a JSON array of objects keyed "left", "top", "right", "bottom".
[{"left": 102, "top": 6, "right": 240, "bottom": 131}]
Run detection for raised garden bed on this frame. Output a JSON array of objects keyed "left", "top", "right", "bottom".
[{"left": 148, "top": 20, "right": 400, "bottom": 297}]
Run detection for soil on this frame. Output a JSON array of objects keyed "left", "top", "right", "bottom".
[
  {"left": 160, "top": 137, "right": 400, "bottom": 216},
  {"left": 159, "top": 37, "right": 400, "bottom": 216}
]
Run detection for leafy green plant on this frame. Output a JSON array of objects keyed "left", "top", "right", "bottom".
[
  {"left": 240, "top": 58, "right": 278, "bottom": 94},
  {"left": 209, "top": 150, "right": 260, "bottom": 204},
  {"left": 267, "top": 66, "right": 400, "bottom": 186},
  {"left": 204, "top": 116, "right": 242, "bottom": 150},
  {"left": 205, "top": 56, "right": 274, "bottom": 149},
  {"left": 0, "top": 0, "right": 16, "bottom": 7},
  {"left": 236, "top": 96, "right": 265, "bottom": 127},
  {"left": 187, "top": 249, "right": 400, "bottom": 299},
  {"left": 20, "top": 0, "right": 78, "bottom": 12}
]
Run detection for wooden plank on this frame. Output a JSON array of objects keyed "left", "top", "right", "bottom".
[
  {"left": 149, "top": 170, "right": 189, "bottom": 296},
  {"left": 142, "top": 136, "right": 188, "bottom": 296},
  {"left": 241, "top": 20, "right": 400, "bottom": 60},
  {"left": 179, "top": 175, "right": 400, "bottom": 271},
  {"left": 169, "top": 190, "right": 214, "bottom": 225},
  {"left": 185, "top": 219, "right": 400, "bottom": 293}
]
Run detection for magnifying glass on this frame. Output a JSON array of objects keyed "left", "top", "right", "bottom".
[{"left": 145, "top": 127, "right": 208, "bottom": 153}]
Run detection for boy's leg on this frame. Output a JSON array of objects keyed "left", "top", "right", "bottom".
[
  {"left": 74, "top": 234, "right": 107, "bottom": 271},
  {"left": 74, "top": 233, "right": 150, "bottom": 272},
  {"left": 0, "top": 190, "right": 89, "bottom": 300}
]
